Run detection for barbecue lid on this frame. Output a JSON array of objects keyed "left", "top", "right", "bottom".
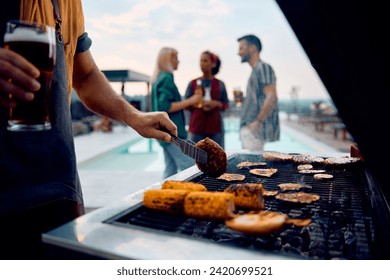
[{"left": 275, "top": 0, "right": 389, "bottom": 203}]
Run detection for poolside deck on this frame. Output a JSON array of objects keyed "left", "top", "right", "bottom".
[
  {"left": 283, "top": 114, "right": 353, "bottom": 153},
  {"left": 75, "top": 114, "right": 353, "bottom": 213}
]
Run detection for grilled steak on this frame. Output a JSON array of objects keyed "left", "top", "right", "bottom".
[
  {"left": 249, "top": 168, "right": 278, "bottom": 177},
  {"left": 236, "top": 161, "right": 267, "bottom": 169}
]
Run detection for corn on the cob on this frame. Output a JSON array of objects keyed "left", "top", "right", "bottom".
[
  {"left": 184, "top": 191, "right": 235, "bottom": 220},
  {"left": 162, "top": 180, "right": 207, "bottom": 192},
  {"left": 224, "top": 183, "right": 265, "bottom": 210},
  {"left": 143, "top": 189, "right": 188, "bottom": 214}
]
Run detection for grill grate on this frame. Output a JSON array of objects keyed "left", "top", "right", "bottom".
[{"left": 106, "top": 153, "right": 375, "bottom": 259}]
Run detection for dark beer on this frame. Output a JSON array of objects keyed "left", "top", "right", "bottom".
[
  {"left": 233, "top": 88, "right": 243, "bottom": 106},
  {"left": 4, "top": 21, "right": 56, "bottom": 131}
]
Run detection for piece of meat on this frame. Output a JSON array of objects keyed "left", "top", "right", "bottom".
[
  {"left": 262, "top": 151, "right": 293, "bottom": 161},
  {"left": 195, "top": 137, "right": 227, "bottom": 177},
  {"left": 313, "top": 173, "right": 334, "bottom": 180},
  {"left": 297, "top": 164, "right": 313, "bottom": 171},
  {"left": 217, "top": 173, "right": 245, "bottom": 182},
  {"left": 278, "top": 183, "right": 311, "bottom": 191},
  {"left": 236, "top": 161, "right": 267, "bottom": 169},
  {"left": 249, "top": 168, "right": 278, "bottom": 177},
  {"left": 263, "top": 190, "right": 279, "bottom": 197},
  {"left": 275, "top": 192, "right": 320, "bottom": 204},
  {"left": 323, "top": 156, "right": 361, "bottom": 165},
  {"left": 292, "top": 154, "right": 325, "bottom": 164},
  {"left": 298, "top": 169, "right": 326, "bottom": 174}
]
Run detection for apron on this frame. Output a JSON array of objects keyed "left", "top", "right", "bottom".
[{"left": 0, "top": 2, "right": 84, "bottom": 216}]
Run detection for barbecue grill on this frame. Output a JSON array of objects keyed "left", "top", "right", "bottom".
[
  {"left": 106, "top": 153, "right": 377, "bottom": 260},
  {"left": 43, "top": 151, "right": 389, "bottom": 260},
  {"left": 43, "top": 0, "right": 390, "bottom": 259}
]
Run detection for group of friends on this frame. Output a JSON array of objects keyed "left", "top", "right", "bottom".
[
  {"left": 151, "top": 35, "right": 280, "bottom": 178},
  {"left": 0, "top": 0, "right": 279, "bottom": 259}
]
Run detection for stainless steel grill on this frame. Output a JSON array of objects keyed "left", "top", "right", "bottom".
[
  {"left": 43, "top": 0, "right": 390, "bottom": 260},
  {"left": 104, "top": 153, "right": 376, "bottom": 260}
]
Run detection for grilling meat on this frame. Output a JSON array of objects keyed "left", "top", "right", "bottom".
[
  {"left": 263, "top": 190, "right": 279, "bottom": 197},
  {"left": 249, "top": 168, "right": 278, "bottom": 177},
  {"left": 225, "top": 211, "right": 288, "bottom": 235},
  {"left": 162, "top": 180, "right": 207, "bottom": 192},
  {"left": 236, "top": 161, "right": 267, "bottom": 169},
  {"left": 278, "top": 183, "right": 311, "bottom": 191},
  {"left": 275, "top": 192, "right": 320, "bottom": 203},
  {"left": 313, "top": 173, "right": 334, "bottom": 180},
  {"left": 217, "top": 173, "right": 246, "bottom": 182},
  {"left": 298, "top": 169, "right": 326, "bottom": 174},
  {"left": 292, "top": 154, "right": 325, "bottom": 164},
  {"left": 297, "top": 164, "right": 313, "bottom": 170},
  {"left": 224, "top": 183, "right": 265, "bottom": 210},
  {"left": 323, "top": 156, "right": 361, "bottom": 165},
  {"left": 262, "top": 151, "right": 293, "bottom": 161},
  {"left": 184, "top": 191, "right": 235, "bottom": 221},
  {"left": 195, "top": 137, "right": 227, "bottom": 177}
]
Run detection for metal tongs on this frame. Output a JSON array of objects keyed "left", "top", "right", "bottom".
[{"left": 170, "top": 134, "right": 208, "bottom": 164}]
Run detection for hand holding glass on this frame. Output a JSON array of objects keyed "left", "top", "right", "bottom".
[{"left": 3, "top": 20, "right": 56, "bottom": 131}]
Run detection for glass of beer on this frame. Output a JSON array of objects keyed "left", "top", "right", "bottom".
[
  {"left": 233, "top": 86, "right": 243, "bottom": 107},
  {"left": 3, "top": 20, "right": 56, "bottom": 131}
]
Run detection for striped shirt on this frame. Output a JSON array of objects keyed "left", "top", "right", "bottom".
[{"left": 240, "top": 60, "right": 280, "bottom": 142}]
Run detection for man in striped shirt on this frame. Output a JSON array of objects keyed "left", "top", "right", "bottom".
[{"left": 237, "top": 34, "right": 280, "bottom": 150}]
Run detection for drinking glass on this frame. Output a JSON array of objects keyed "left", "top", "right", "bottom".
[{"left": 3, "top": 20, "right": 56, "bottom": 131}]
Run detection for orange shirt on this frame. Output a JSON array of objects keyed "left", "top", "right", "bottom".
[{"left": 20, "top": 0, "right": 86, "bottom": 99}]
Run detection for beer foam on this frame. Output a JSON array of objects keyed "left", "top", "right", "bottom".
[{"left": 4, "top": 26, "right": 56, "bottom": 46}]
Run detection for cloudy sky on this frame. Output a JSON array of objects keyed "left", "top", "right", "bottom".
[{"left": 82, "top": 0, "right": 330, "bottom": 101}]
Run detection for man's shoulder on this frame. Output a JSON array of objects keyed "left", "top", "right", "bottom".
[
  {"left": 254, "top": 60, "right": 276, "bottom": 78},
  {"left": 255, "top": 60, "right": 273, "bottom": 69}
]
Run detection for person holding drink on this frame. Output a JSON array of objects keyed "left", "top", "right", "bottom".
[
  {"left": 0, "top": 0, "right": 177, "bottom": 259},
  {"left": 3, "top": 20, "right": 56, "bottom": 131},
  {"left": 184, "top": 50, "right": 229, "bottom": 148},
  {"left": 237, "top": 34, "right": 280, "bottom": 151}
]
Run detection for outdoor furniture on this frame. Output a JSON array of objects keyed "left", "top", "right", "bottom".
[
  {"left": 312, "top": 114, "right": 341, "bottom": 132},
  {"left": 333, "top": 123, "right": 349, "bottom": 141}
]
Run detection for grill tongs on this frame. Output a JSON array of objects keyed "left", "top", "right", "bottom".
[{"left": 170, "top": 134, "right": 208, "bottom": 164}]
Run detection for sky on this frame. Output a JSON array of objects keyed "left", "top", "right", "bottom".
[{"left": 82, "top": 0, "right": 330, "bottom": 101}]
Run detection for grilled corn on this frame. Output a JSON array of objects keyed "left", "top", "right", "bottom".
[
  {"left": 162, "top": 180, "right": 207, "bottom": 192},
  {"left": 184, "top": 191, "right": 235, "bottom": 220},
  {"left": 143, "top": 189, "right": 188, "bottom": 214}
]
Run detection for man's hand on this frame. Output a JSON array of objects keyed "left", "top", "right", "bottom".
[
  {"left": 248, "top": 120, "right": 261, "bottom": 132},
  {"left": 0, "top": 48, "right": 40, "bottom": 107},
  {"left": 130, "top": 111, "right": 177, "bottom": 142}
]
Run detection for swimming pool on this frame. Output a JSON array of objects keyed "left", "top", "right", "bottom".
[{"left": 78, "top": 117, "right": 339, "bottom": 172}]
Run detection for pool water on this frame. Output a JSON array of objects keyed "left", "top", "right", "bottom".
[{"left": 78, "top": 117, "right": 337, "bottom": 172}]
